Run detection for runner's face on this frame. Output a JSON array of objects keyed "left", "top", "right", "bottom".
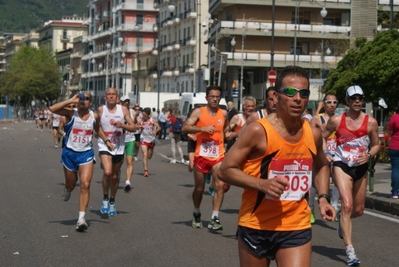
[
  {"left": 122, "top": 100, "right": 130, "bottom": 108},
  {"left": 266, "top": 91, "right": 277, "bottom": 112},
  {"left": 278, "top": 75, "right": 309, "bottom": 118},
  {"left": 243, "top": 100, "right": 255, "bottom": 116},
  {"left": 105, "top": 89, "right": 118, "bottom": 104},
  {"left": 323, "top": 95, "right": 338, "bottom": 115},
  {"left": 78, "top": 93, "right": 91, "bottom": 109},
  {"left": 206, "top": 89, "right": 221, "bottom": 109}
]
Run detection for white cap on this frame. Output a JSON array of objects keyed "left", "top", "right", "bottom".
[
  {"left": 120, "top": 95, "right": 130, "bottom": 102},
  {"left": 346, "top": 85, "right": 364, "bottom": 97}
]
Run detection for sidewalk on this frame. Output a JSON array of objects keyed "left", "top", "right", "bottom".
[{"left": 365, "top": 162, "right": 399, "bottom": 216}]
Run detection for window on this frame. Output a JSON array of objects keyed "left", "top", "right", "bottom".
[
  {"left": 226, "top": 10, "right": 233, "bottom": 21},
  {"left": 291, "top": 11, "right": 310, "bottom": 24},
  {"left": 136, "top": 14, "right": 143, "bottom": 25},
  {"left": 62, "top": 29, "right": 67, "bottom": 39},
  {"left": 323, "top": 13, "right": 341, "bottom": 26},
  {"left": 290, "top": 41, "right": 309, "bottom": 55}
]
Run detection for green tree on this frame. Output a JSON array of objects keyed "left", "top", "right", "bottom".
[
  {"left": 0, "top": 44, "right": 60, "bottom": 107},
  {"left": 324, "top": 30, "right": 399, "bottom": 109}
]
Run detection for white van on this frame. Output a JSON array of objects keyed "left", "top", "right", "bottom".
[{"left": 179, "top": 92, "right": 227, "bottom": 120}]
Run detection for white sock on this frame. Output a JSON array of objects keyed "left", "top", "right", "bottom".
[
  {"left": 193, "top": 208, "right": 200, "bottom": 214},
  {"left": 211, "top": 211, "right": 219, "bottom": 218},
  {"left": 78, "top": 211, "right": 85, "bottom": 221},
  {"left": 331, "top": 185, "right": 339, "bottom": 208},
  {"left": 125, "top": 180, "right": 130, "bottom": 185},
  {"left": 309, "top": 187, "right": 316, "bottom": 209},
  {"left": 346, "top": 245, "right": 354, "bottom": 252}
]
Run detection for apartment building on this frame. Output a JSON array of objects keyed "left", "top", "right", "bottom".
[
  {"left": 203, "top": 0, "right": 399, "bottom": 107},
  {"left": 36, "top": 15, "right": 87, "bottom": 101},
  {"left": 155, "top": 0, "right": 210, "bottom": 94},
  {"left": 81, "top": 0, "right": 158, "bottom": 105},
  {"left": 0, "top": 33, "right": 29, "bottom": 75}
]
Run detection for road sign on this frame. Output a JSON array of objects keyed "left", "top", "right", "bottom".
[
  {"left": 309, "top": 78, "right": 325, "bottom": 86},
  {"left": 268, "top": 70, "right": 277, "bottom": 83}
]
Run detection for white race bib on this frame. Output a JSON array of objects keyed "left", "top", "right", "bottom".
[
  {"left": 266, "top": 158, "right": 313, "bottom": 201},
  {"left": 199, "top": 140, "right": 220, "bottom": 158}
]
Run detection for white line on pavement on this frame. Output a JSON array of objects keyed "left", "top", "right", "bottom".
[{"left": 364, "top": 210, "right": 399, "bottom": 223}]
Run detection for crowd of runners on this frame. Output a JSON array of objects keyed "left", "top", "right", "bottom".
[{"left": 41, "top": 65, "right": 379, "bottom": 266}]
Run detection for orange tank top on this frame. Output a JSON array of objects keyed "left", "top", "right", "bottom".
[
  {"left": 194, "top": 106, "right": 225, "bottom": 160},
  {"left": 238, "top": 118, "right": 316, "bottom": 231}
]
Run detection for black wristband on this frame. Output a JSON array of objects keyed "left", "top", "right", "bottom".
[
  {"left": 318, "top": 194, "right": 331, "bottom": 204},
  {"left": 105, "top": 139, "right": 111, "bottom": 144}
]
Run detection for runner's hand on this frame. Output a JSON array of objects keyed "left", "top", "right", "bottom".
[
  {"left": 261, "top": 176, "right": 289, "bottom": 199},
  {"left": 318, "top": 201, "right": 336, "bottom": 221}
]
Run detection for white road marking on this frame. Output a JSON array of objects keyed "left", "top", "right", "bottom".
[{"left": 364, "top": 210, "right": 399, "bottom": 223}]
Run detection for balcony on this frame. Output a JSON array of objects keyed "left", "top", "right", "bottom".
[
  {"left": 70, "top": 52, "right": 81, "bottom": 58},
  {"left": 172, "top": 42, "right": 180, "bottom": 50},
  {"left": 117, "top": 22, "right": 156, "bottom": 32},
  {"left": 60, "top": 36, "right": 71, "bottom": 43},
  {"left": 209, "top": 0, "right": 351, "bottom": 14},
  {"left": 172, "top": 67, "right": 180, "bottom": 76},
  {"left": 188, "top": 38, "right": 196, "bottom": 46},
  {"left": 149, "top": 71, "right": 158, "bottom": 79},
  {"left": 132, "top": 69, "right": 148, "bottom": 78},
  {"left": 211, "top": 20, "right": 351, "bottom": 40},
  {"left": 162, "top": 67, "right": 173, "bottom": 77},
  {"left": 223, "top": 51, "right": 342, "bottom": 69},
  {"left": 115, "top": 2, "right": 158, "bottom": 12}
]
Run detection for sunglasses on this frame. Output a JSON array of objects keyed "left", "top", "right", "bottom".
[
  {"left": 325, "top": 100, "right": 338, "bottom": 105},
  {"left": 134, "top": 108, "right": 140, "bottom": 111},
  {"left": 349, "top": 95, "right": 364, "bottom": 101},
  {"left": 279, "top": 87, "right": 310, "bottom": 98},
  {"left": 79, "top": 97, "right": 90, "bottom": 101}
]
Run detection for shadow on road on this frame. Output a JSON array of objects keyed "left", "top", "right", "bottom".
[{"left": 311, "top": 245, "right": 345, "bottom": 265}]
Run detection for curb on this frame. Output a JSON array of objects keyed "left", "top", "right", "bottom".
[{"left": 365, "top": 193, "right": 399, "bottom": 216}]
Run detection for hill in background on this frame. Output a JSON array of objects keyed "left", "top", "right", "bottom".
[{"left": 0, "top": 0, "right": 87, "bottom": 33}]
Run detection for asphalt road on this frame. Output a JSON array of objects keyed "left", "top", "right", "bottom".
[{"left": 1, "top": 122, "right": 399, "bottom": 267}]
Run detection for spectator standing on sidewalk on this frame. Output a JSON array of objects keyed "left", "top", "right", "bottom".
[
  {"left": 158, "top": 108, "right": 167, "bottom": 139},
  {"left": 169, "top": 109, "right": 185, "bottom": 164},
  {"left": 227, "top": 101, "right": 238, "bottom": 121},
  {"left": 323, "top": 85, "right": 380, "bottom": 266},
  {"left": 387, "top": 103, "right": 399, "bottom": 199}
]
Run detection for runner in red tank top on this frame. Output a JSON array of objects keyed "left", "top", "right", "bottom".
[{"left": 323, "top": 85, "right": 380, "bottom": 266}]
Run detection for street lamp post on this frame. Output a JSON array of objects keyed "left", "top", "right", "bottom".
[
  {"left": 132, "top": 24, "right": 140, "bottom": 104},
  {"left": 240, "top": 14, "right": 246, "bottom": 113},
  {"left": 91, "top": 58, "right": 95, "bottom": 108},
  {"left": 271, "top": 0, "right": 275, "bottom": 70},
  {"left": 121, "top": 52, "right": 126, "bottom": 95},
  {"left": 105, "top": 43, "right": 111, "bottom": 89}
]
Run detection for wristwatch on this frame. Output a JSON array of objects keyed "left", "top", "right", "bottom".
[
  {"left": 105, "top": 139, "right": 111, "bottom": 144},
  {"left": 318, "top": 194, "right": 331, "bottom": 204}
]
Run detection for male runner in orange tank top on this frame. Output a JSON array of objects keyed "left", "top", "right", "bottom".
[
  {"left": 182, "top": 85, "right": 229, "bottom": 230},
  {"left": 218, "top": 66, "right": 336, "bottom": 267}
]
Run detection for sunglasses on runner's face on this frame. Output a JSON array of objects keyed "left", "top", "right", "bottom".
[
  {"left": 279, "top": 87, "right": 310, "bottom": 98},
  {"left": 325, "top": 100, "right": 338, "bottom": 104},
  {"left": 349, "top": 95, "right": 364, "bottom": 101}
]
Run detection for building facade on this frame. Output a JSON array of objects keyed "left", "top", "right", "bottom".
[{"left": 81, "top": 0, "right": 158, "bottom": 105}]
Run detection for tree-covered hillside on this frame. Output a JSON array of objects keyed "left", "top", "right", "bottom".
[{"left": 0, "top": 0, "right": 87, "bottom": 33}]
